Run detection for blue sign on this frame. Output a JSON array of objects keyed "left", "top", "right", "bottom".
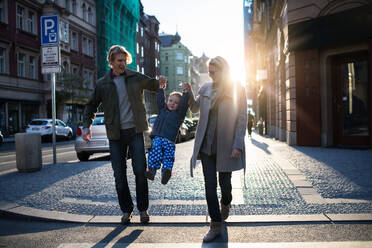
[{"left": 40, "top": 15, "right": 59, "bottom": 46}]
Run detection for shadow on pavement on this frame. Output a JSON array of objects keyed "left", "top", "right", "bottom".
[
  {"left": 0, "top": 159, "right": 107, "bottom": 204},
  {"left": 0, "top": 216, "right": 84, "bottom": 236},
  {"left": 292, "top": 146, "right": 372, "bottom": 200},
  {"left": 90, "top": 224, "right": 139, "bottom": 248},
  {"left": 250, "top": 138, "right": 271, "bottom": 154}
]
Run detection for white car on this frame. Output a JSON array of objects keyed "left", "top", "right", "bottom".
[
  {"left": 75, "top": 113, "right": 151, "bottom": 161},
  {"left": 26, "top": 119, "right": 73, "bottom": 141}
]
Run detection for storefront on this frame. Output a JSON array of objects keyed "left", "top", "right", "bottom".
[{"left": 0, "top": 100, "right": 39, "bottom": 136}]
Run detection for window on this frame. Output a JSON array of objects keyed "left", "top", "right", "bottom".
[
  {"left": 0, "top": 0, "right": 5, "bottom": 22},
  {"left": 60, "top": 20, "right": 69, "bottom": 43},
  {"left": 71, "top": 31, "right": 77, "bottom": 50},
  {"left": 82, "top": 37, "right": 87, "bottom": 54},
  {"left": 88, "top": 7, "right": 93, "bottom": 23},
  {"left": 29, "top": 56, "right": 36, "bottom": 79},
  {"left": 16, "top": 5, "right": 24, "bottom": 30},
  {"left": 0, "top": 47, "right": 5, "bottom": 73},
  {"left": 165, "top": 53, "right": 168, "bottom": 61},
  {"left": 18, "top": 53, "right": 25, "bottom": 77},
  {"left": 141, "top": 67, "right": 144, "bottom": 74},
  {"left": 141, "top": 46, "right": 144, "bottom": 57},
  {"left": 82, "top": 4, "right": 86, "bottom": 21},
  {"left": 141, "top": 27, "right": 143, "bottom": 37},
  {"left": 88, "top": 71, "right": 94, "bottom": 89},
  {"left": 17, "top": 5, "right": 36, "bottom": 33},
  {"left": 66, "top": 0, "right": 70, "bottom": 11},
  {"left": 88, "top": 39, "right": 93, "bottom": 56},
  {"left": 176, "top": 52, "right": 183, "bottom": 60},
  {"left": 165, "top": 66, "right": 168, "bottom": 76},
  {"left": 137, "top": 65, "right": 140, "bottom": 72},
  {"left": 176, "top": 66, "right": 183, "bottom": 75},
  {"left": 72, "top": 65, "right": 78, "bottom": 74},
  {"left": 155, "top": 58, "right": 157, "bottom": 68},
  {"left": 136, "top": 23, "right": 138, "bottom": 33},
  {"left": 27, "top": 11, "right": 35, "bottom": 33},
  {"left": 71, "top": 0, "right": 77, "bottom": 15},
  {"left": 136, "top": 43, "right": 139, "bottom": 54}
]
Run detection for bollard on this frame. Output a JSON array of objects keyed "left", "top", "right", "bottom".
[{"left": 15, "top": 133, "right": 42, "bottom": 172}]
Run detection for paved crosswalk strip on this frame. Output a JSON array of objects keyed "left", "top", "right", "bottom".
[{"left": 58, "top": 241, "right": 372, "bottom": 248}]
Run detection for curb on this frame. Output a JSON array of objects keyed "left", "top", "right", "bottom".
[{"left": 1, "top": 204, "right": 372, "bottom": 224}]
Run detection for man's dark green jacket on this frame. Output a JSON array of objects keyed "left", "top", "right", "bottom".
[{"left": 83, "top": 69, "right": 159, "bottom": 140}]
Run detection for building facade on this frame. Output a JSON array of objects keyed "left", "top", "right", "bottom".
[
  {"left": 0, "top": 0, "right": 45, "bottom": 136},
  {"left": 46, "top": 0, "right": 97, "bottom": 129},
  {"left": 159, "top": 32, "right": 192, "bottom": 96},
  {"left": 243, "top": 0, "right": 255, "bottom": 102},
  {"left": 0, "top": 0, "right": 97, "bottom": 137},
  {"left": 96, "top": 0, "right": 139, "bottom": 78},
  {"left": 248, "top": 0, "right": 372, "bottom": 148},
  {"left": 136, "top": 2, "right": 161, "bottom": 115}
]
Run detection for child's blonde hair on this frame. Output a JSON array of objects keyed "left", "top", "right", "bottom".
[{"left": 169, "top": 91, "right": 182, "bottom": 100}]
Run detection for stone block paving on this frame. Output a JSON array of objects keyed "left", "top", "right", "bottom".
[{"left": 0, "top": 132, "right": 371, "bottom": 217}]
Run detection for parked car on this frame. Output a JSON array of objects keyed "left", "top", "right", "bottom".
[
  {"left": 0, "top": 131, "right": 3, "bottom": 146},
  {"left": 75, "top": 113, "right": 151, "bottom": 161},
  {"left": 183, "top": 117, "right": 197, "bottom": 139},
  {"left": 26, "top": 119, "right": 73, "bottom": 141}
]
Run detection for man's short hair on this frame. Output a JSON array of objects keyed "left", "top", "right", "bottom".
[{"left": 107, "top": 45, "right": 132, "bottom": 66}]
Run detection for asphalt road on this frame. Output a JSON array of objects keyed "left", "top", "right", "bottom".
[
  {"left": 0, "top": 140, "right": 110, "bottom": 174},
  {"left": 0, "top": 216, "right": 371, "bottom": 248}
]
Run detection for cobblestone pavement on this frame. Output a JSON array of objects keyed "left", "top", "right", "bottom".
[{"left": 0, "top": 131, "right": 371, "bottom": 216}]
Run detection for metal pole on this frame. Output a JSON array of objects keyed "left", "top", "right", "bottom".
[{"left": 51, "top": 72, "right": 57, "bottom": 164}]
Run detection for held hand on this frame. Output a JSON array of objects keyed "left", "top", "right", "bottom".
[
  {"left": 159, "top": 75, "right": 167, "bottom": 88},
  {"left": 182, "top": 82, "right": 191, "bottom": 92},
  {"left": 82, "top": 129, "right": 92, "bottom": 142},
  {"left": 231, "top": 148, "right": 241, "bottom": 159}
]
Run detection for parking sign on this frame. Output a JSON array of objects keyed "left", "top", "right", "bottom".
[{"left": 40, "top": 15, "right": 59, "bottom": 46}]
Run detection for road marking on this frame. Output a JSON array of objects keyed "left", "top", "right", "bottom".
[
  {"left": 58, "top": 241, "right": 372, "bottom": 248},
  {"left": 60, "top": 197, "right": 206, "bottom": 206},
  {"left": 231, "top": 170, "right": 245, "bottom": 205},
  {"left": 273, "top": 156, "right": 372, "bottom": 204}
]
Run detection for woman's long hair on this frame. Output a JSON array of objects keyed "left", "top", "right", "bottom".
[{"left": 208, "top": 56, "right": 231, "bottom": 84}]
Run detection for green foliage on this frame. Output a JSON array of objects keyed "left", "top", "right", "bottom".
[{"left": 55, "top": 71, "right": 89, "bottom": 104}]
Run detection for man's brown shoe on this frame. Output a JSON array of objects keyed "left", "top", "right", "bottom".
[
  {"left": 121, "top": 212, "right": 133, "bottom": 224},
  {"left": 140, "top": 210, "right": 150, "bottom": 224}
]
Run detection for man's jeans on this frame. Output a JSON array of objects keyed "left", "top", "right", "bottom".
[
  {"left": 109, "top": 128, "right": 148, "bottom": 214},
  {"left": 200, "top": 152, "right": 232, "bottom": 222}
]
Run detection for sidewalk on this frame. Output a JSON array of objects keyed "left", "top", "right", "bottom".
[{"left": 0, "top": 132, "right": 371, "bottom": 223}]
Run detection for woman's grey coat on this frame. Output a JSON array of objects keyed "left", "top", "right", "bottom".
[{"left": 188, "top": 82, "right": 247, "bottom": 177}]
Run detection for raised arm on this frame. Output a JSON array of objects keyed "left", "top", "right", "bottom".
[
  {"left": 183, "top": 82, "right": 200, "bottom": 113},
  {"left": 178, "top": 92, "right": 189, "bottom": 118},
  {"left": 157, "top": 88, "right": 166, "bottom": 110},
  {"left": 138, "top": 73, "right": 166, "bottom": 92}
]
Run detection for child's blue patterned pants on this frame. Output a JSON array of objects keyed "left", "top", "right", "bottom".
[{"left": 148, "top": 136, "right": 176, "bottom": 171}]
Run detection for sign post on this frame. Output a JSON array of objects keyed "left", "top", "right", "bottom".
[{"left": 41, "top": 15, "right": 60, "bottom": 164}]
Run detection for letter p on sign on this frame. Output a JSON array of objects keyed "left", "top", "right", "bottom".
[{"left": 41, "top": 15, "right": 59, "bottom": 46}]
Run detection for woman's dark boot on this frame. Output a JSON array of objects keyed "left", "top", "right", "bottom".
[{"left": 203, "top": 221, "right": 222, "bottom": 242}]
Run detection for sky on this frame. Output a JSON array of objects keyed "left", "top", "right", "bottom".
[{"left": 140, "top": 0, "right": 246, "bottom": 83}]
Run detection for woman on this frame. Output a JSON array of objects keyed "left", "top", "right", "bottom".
[{"left": 183, "top": 56, "right": 247, "bottom": 242}]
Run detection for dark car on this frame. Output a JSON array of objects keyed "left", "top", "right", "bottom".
[{"left": 0, "top": 131, "right": 3, "bottom": 146}]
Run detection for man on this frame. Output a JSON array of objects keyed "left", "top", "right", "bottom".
[
  {"left": 82, "top": 45, "right": 166, "bottom": 224},
  {"left": 247, "top": 110, "right": 254, "bottom": 137}
]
